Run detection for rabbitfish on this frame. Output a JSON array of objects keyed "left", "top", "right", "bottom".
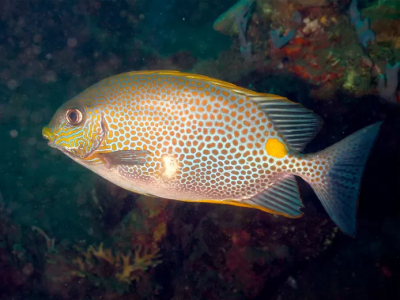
[{"left": 42, "top": 71, "right": 382, "bottom": 237}]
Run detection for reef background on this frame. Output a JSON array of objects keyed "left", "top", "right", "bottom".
[{"left": 0, "top": 0, "right": 400, "bottom": 299}]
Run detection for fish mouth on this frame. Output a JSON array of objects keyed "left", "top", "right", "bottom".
[{"left": 42, "top": 126, "right": 56, "bottom": 147}]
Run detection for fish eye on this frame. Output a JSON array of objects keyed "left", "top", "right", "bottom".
[{"left": 65, "top": 108, "right": 83, "bottom": 125}]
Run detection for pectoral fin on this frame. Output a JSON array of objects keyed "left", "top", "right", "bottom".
[{"left": 98, "top": 150, "right": 150, "bottom": 167}]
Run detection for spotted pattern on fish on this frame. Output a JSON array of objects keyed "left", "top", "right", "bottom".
[
  {"left": 43, "top": 70, "right": 382, "bottom": 237},
  {"left": 59, "top": 72, "right": 326, "bottom": 200}
]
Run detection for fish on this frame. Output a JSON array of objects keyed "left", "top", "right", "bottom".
[{"left": 42, "top": 70, "right": 381, "bottom": 237}]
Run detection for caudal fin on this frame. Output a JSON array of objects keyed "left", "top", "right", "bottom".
[{"left": 306, "top": 122, "right": 382, "bottom": 237}]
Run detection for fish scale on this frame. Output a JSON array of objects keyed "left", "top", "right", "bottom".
[
  {"left": 43, "top": 70, "right": 382, "bottom": 237},
  {"left": 87, "top": 72, "right": 289, "bottom": 200}
]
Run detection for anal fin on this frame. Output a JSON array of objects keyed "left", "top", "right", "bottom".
[{"left": 244, "top": 175, "right": 304, "bottom": 218}]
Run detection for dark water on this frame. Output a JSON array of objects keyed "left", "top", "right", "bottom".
[{"left": 0, "top": 0, "right": 399, "bottom": 299}]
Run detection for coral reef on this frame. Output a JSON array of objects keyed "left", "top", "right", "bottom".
[
  {"left": 163, "top": 199, "right": 337, "bottom": 299},
  {"left": 210, "top": 0, "right": 399, "bottom": 102},
  {"left": 44, "top": 242, "right": 161, "bottom": 297},
  {"left": 269, "top": 11, "right": 302, "bottom": 49},
  {"left": 74, "top": 243, "right": 161, "bottom": 283}
]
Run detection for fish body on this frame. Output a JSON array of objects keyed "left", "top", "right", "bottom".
[{"left": 43, "top": 70, "right": 381, "bottom": 237}]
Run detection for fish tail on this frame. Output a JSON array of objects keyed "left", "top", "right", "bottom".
[{"left": 303, "top": 122, "right": 382, "bottom": 237}]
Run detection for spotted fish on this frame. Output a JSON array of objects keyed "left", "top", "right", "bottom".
[{"left": 42, "top": 71, "right": 381, "bottom": 237}]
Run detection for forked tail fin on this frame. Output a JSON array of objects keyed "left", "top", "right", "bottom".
[{"left": 306, "top": 122, "right": 382, "bottom": 237}]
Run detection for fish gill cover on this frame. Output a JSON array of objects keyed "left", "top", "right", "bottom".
[{"left": 0, "top": 0, "right": 399, "bottom": 299}]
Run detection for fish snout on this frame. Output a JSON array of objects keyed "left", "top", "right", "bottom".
[{"left": 42, "top": 126, "right": 54, "bottom": 143}]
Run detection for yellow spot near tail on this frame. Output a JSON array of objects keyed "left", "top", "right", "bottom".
[{"left": 265, "top": 138, "right": 287, "bottom": 158}]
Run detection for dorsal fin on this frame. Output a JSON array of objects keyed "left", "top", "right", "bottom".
[{"left": 251, "top": 95, "right": 323, "bottom": 152}]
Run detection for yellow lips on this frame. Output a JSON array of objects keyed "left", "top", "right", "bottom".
[{"left": 42, "top": 126, "right": 54, "bottom": 141}]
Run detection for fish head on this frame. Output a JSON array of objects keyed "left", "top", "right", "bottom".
[{"left": 42, "top": 93, "right": 106, "bottom": 160}]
